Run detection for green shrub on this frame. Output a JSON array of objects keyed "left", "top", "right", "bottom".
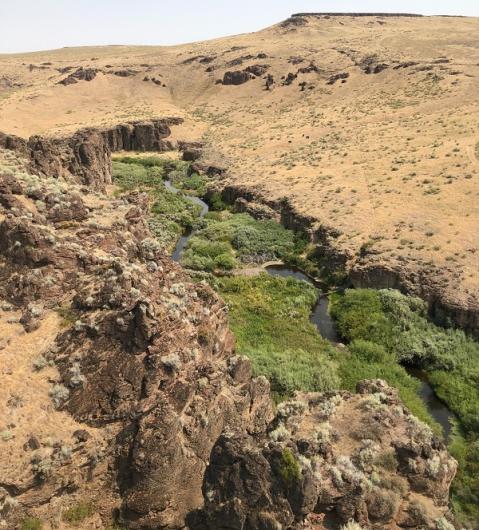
[
  {"left": 172, "top": 172, "right": 206, "bottom": 196},
  {"left": 214, "top": 252, "right": 237, "bottom": 270},
  {"left": 21, "top": 518, "right": 42, "bottom": 530},
  {"left": 216, "top": 274, "right": 339, "bottom": 399},
  {"left": 62, "top": 502, "right": 95, "bottom": 525},
  {"left": 374, "top": 450, "right": 398, "bottom": 472},
  {"left": 112, "top": 161, "right": 169, "bottom": 190},
  {"left": 449, "top": 427, "right": 479, "bottom": 524},
  {"left": 277, "top": 448, "right": 301, "bottom": 487},
  {"left": 349, "top": 339, "right": 389, "bottom": 363},
  {"left": 208, "top": 191, "right": 227, "bottom": 211}
]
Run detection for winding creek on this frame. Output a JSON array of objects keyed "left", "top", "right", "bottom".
[{"left": 166, "top": 179, "right": 455, "bottom": 440}]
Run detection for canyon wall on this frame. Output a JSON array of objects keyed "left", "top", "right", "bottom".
[
  {"left": 216, "top": 181, "right": 479, "bottom": 338},
  {"left": 1, "top": 118, "right": 183, "bottom": 190}
]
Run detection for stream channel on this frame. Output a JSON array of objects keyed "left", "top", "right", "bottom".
[{"left": 166, "top": 179, "right": 455, "bottom": 440}]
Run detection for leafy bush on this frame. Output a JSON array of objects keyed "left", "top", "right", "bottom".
[
  {"left": 182, "top": 239, "right": 237, "bottom": 271},
  {"left": 171, "top": 172, "right": 206, "bottom": 196},
  {"left": 374, "top": 450, "right": 398, "bottom": 472},
  {"left": 349, "top": 339, "right": 389, "bottom": 363},
  {"left": 21, "top": 518, "right": 43, "bottom": 530},
  {"left": 449, "top": 428, "right": 479, "bottom": 524},
  {"left": 277, "top": 448, "right": 301, "bottom": 487},
  {"left": 151, "top": 189, "right": 201, "bottom": 230},
  {"left": 62, "top": 502, "right": 95, "bottom": 525},
  {"left": 112, "top": 161, "right": 168, "bottom": 190},
  {"left": 208, "top": 191, "right": 227, "bottom": 211}
]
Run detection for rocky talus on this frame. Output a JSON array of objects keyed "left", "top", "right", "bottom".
[{"left": 0, "top": 142, "right": 457, "bottom": 529}]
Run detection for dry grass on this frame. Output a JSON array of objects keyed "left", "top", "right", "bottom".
[{"left": 0, "top": 14, "right": 478, "bottom": 309}]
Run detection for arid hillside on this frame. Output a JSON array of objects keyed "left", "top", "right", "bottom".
[{"left": 1, "top": 13, "right": 478, "bottom": 329}]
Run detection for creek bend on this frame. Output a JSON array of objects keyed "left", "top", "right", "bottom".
[{"left": 166, "top": 179, "right": 455, "bottom": 440}]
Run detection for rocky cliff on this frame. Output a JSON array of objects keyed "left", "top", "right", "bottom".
[
  {"left": 0, "top": 142, "right": 457, "bottom": 529},
  {"left": 196, "top": 381, "right": 456, "bottom": 530},
  {"left": 0, "top": 118, "right": 183, "bottom": 191}
]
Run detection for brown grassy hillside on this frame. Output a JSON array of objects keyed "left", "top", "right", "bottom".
[{"left": 1, "top": 13, "right": 478, "bottom": 318}]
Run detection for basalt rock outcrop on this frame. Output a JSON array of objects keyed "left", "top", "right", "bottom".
[
  {"left": 58, "top": 67, "right": 99, "bottom": 85},
  {"left": 221, "top": 70, "right": 255, "bottom": 85},
  {"left": 1, "top": 118, "right": 183, "bottom": 191},
  {"left": 0, "top": 167, "right": 271, "bottom": 529},
  {"left": 195, "top": 381, "right": 456, "bottom": 529}
]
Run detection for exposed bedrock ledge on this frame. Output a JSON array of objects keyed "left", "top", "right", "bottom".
[
  {"left": 291, "top": 12, "right": 424, "bottom": 17},
  {"left": 215, "top": 181, "right": 479, "bottom": 337},
  {"left": 351, "top": 262, "right": 479, "bottom": 338},
  {"left": 1, "top": 118, "right": 183, "bottom": 190}
]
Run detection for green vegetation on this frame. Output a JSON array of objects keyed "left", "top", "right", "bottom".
[
  {"left": 62, "top": 502, "right": 95, "bottom": 525},
  {"left": 330, "top": 288, "right": 479, "bottom": 524},
  {"left": 215, "top": 274, "right": 339, "bottom": 399},
  {"left": 170, "top": 170, "right": 207, "bottom": 196},
  {"left": 449, "top": 428, "right": 479, "bottom": 523},
  {"left": 113, "top": 153, "right": 478, "bottom": 524},
  {"left": 208, "top": 191, "right": 228, "bottom": 211},
  {"left": 55, "top": 305, "right": 79, "bottom": 328},
  {"left": 277, "top": 448, "right": 301, "bottom": 487},
  {"left": 21, "top": 518, "right": 43, "bottom": 530},
  {"left": 182, "top": 210, "right": 307, "bottom": 272},
  {"left": 330, "top": 289, "right": 479, "bottom": 431},
  {"left": 112, "top": 156, "right": 202, "bottom": 250},
  {"left": 336, "top": 340, "right": 435, "bottom": 428}
]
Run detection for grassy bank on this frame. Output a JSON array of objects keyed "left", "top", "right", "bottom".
[
  {"left": 330, "top": 288, "right": 479, "bottom": 525},
  {"left": 215, "top": 274, "right": 339, "bottom": 400}
]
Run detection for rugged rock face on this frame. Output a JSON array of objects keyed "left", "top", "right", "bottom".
[
  {"left": 196, "top": 381, "right": 456, "bottom": 529},
  {"left": 221, "top": 70, "right": 254, "bottom": 85},
  {"left": 58, "top": 67, "right": 99, "bottom": 85},
  {"left": 1, "top": 118, "right": 183, "bottom": 190},
  {"left": 0, "top": 166, "right": 271, "bottom": 529},
  {"left": 327, "top": 72, "right": 349, "bottom": 85},
  {"left": 0, "top": 130, "right": 27, "bottom": 152},
  {"left": 178, "top": 140, "right": 204, "bottom": 162},
  {"left": 245, "top": 64, "right": 270, "bottom": 76}
]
